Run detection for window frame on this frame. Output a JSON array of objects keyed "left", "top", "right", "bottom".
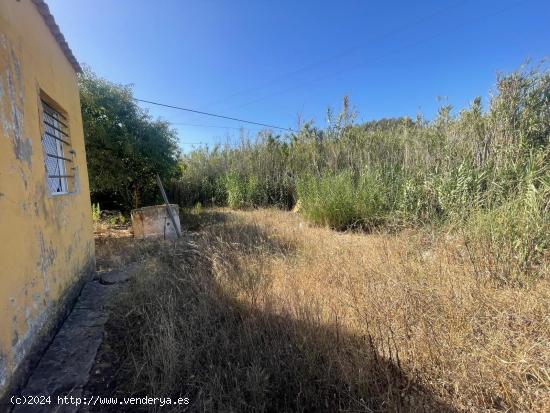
[{"left": 39, "top": 95, "right": 75, "bottom": 196}]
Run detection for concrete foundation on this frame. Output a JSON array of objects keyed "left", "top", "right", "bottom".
[{"left": 131, "top": 205, "right": 181, "bottom": 240}]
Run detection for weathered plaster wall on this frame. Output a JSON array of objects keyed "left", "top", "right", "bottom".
[{"left": 0, "top": 0, "right": 95, "bottom": 397}]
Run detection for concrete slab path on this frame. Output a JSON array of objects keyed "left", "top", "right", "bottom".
[{"left": 11, "top": 267, "right": 134, "bottom": 413}]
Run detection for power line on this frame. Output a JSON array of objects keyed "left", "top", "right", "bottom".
[
  {"left": 133, "top": 98, "right": 296, "bottom": 132},
  {"left": 170, "top": 121, "right": 264, "bottom": 131},
  {"left": 136, "top": 0, "right": 523, "bottom": 139}
]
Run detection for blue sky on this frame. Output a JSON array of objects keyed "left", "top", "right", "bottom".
[{"left": 48, "top": 0, "right": 549, "bottom": 151}]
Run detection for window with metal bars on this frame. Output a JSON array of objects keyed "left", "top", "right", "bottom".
[{"left": 40, "top": 99, "right": 74, "bottom": 195}]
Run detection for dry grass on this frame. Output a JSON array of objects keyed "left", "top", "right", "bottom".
[{"left": 97, "top": 208, "right": 550, "bottom": 412}]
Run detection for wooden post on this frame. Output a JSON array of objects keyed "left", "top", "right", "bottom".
[{"left": 155, "top": 174, "right": 182, "bottom": 239}]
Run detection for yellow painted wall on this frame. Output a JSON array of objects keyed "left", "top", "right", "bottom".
[{"left": 0, "top": 0, "right": 94, "bottom": 396}]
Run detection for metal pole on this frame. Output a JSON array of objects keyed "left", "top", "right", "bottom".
[{"left": 155, "top": 174, "right": 182, "bottom": 239}]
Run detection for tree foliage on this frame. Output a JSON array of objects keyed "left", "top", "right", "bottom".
[{"left": 79, "top": 68, "right": 180, "bottom": 211}]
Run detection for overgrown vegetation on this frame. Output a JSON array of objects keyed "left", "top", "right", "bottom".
[
  {"left": 171, "top": 65, "right": 550, "bottom": 283},
  {"left": 80, "top": 68, "right": 180, "bottom": 211},
  {"left": 87, "top": 64, "right": 549, "bottom": 411},
  {"left": 91, "top": 202, "right": 101, "bottom": 223},
  {"left": 95, "top": 210, "right": 550, "bottom": 412}
]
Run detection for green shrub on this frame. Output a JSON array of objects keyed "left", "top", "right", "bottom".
[
  {"left": 245, "top": 175, "right": 262, "bottom": 206},
  {"left": 91, "top": 203, "right": 101, "bottom": 223},
  {"left": 171, "top": 64, "right": 550, "bottom": 279},
  {"left": 297, "top": 172, "right": 359, "bottom": 229},
  {"left": 193, "top": 201, "right": 203, "bottom": 213},
  {"left": 355, "top": 170, "right": 392, "bottom": 227},
  {"left": 465, "top": 151, "right": 549, "bottom": 284},
  {"left": 226, "top": 172, "right": 247, "bottom": 210},
  {"left": 398, "top": 175, "right": 440, "bottom": 223},
  {"left": 435, "top": 160, "right": 486, "bottom": 220},
  {"left": 108, "top": 212, "right": 126, "bottom": 226},
  {"left": 297, "top": 170, "right": 390, "bottom": 230}
]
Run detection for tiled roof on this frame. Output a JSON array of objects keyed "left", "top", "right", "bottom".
[{"left": 31, "top": 0, "right": 82, "bottom": 73}]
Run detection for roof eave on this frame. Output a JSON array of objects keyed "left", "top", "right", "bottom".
[{"left": 31, "top": 0, "right": 82, "bottom": 73}]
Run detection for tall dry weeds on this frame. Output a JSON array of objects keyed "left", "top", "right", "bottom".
[{"left": 99, "top": 209, "right": 550, "bottom": 412}]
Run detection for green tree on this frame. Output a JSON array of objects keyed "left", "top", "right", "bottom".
[{"left": 79, "top": 68, "right": 180, "bottom": 211}]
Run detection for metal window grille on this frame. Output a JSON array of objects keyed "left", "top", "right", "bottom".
[{"left": 41, "top": 100, "right": 73, "bottom": 195}]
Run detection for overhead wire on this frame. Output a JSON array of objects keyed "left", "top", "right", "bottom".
[
  {"left": 133, "top": 98, "right": 296, "bottom": 132},
  {"left": 134, "top": 0, "right": 525, "bottom": 150}
]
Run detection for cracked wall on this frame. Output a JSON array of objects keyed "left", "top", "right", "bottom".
[{"left": 0, "top": 0, "right": 95, "bottom": 397}]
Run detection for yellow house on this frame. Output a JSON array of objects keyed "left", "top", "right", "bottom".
[{"left": 0, "top": 0, "right": 94, "bottom": 397}]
